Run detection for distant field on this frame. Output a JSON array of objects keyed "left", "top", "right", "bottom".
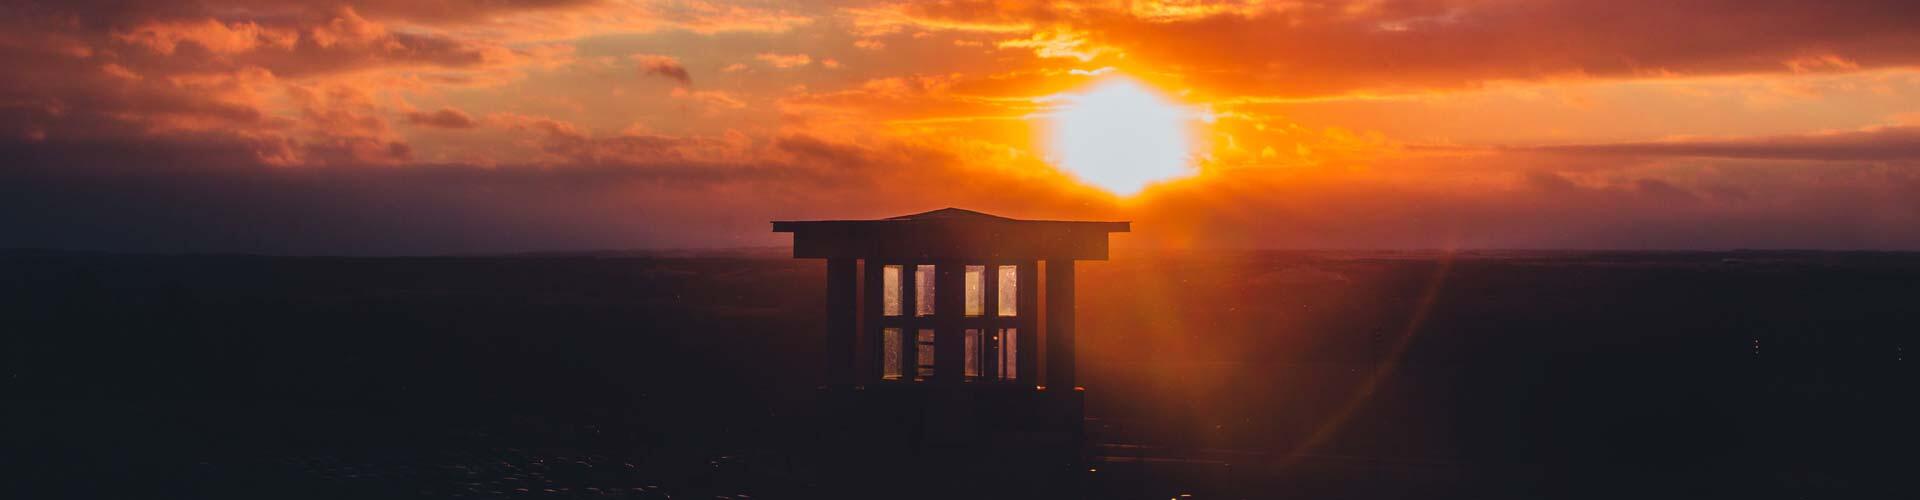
[{"left": 4, "top": 251, "right": 1914, "bottom": 498}]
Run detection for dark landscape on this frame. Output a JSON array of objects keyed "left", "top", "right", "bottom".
[{"left": 4, "top": 250, "right": 1914, "bottom": 499}]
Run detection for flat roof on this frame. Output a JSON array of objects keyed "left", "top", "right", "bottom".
[{"left": 772, "top": 208, "right": 1129, "bottom": 261}]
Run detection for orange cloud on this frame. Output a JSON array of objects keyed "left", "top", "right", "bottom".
[
  {"left": 754, "top": 52, "right": 812, "bottom": 68},
  {"left": 844, "top": 2, "right": 1036, "bottom": 37},
  {"left": 288, "top": 84, "right": 411, "bottom": 165},
  {"left": 116, "top": 19, "right": 298, "bottom": 55},
  {"left": 671, "top": 87, "right": 749, "bottom": 111},
  {"left": 995, "top": 28, "right": 1115, "bottom": 61}
]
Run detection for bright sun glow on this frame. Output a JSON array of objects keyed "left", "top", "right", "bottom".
[{"left": 1045, "top": 77, "right": 1199, "bottom": 195}]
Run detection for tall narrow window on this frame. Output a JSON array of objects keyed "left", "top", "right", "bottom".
[
  {"left": 964, "top": 265, "right": 985, "bottom": 316},
  {"left": 915, "top": 329, "right": 935, "bottom": 380},
  {"left": 995, "top": 328, "right": 1017, "bottom": 380},
  {"left": 996, "top": 265, "right": 1018, "bottom": 317},
  {"left": 882, "top": 265, "right": 903, "bottom": 317},
  {"left": 964, "top": 329, "right": 982, "bottom": 378},
  {"left": 915, "top": 265, "right": 936, "bottom": 317},
  {"left": 881, "top": 328, "right": 903, "bottom": 380}
]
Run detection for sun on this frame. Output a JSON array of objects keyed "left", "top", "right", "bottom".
[{"left": 1043, "top": 76, "right": 1201, "bottom": 195}]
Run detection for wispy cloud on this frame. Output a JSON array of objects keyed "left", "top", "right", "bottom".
[{"left": 754, "top": 52, "right": 812, "bottom": 68}]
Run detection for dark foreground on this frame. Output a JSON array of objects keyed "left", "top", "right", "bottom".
[{"left": 3, "top": 250, "right": 1915, "bottom": 499}]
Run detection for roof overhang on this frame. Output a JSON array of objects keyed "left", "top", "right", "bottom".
[{"left": 773, "top": 208, "right": 1129, "bottom": 261}]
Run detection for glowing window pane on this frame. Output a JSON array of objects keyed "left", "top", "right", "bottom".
[
  {"left": 882, "top": 265, "right": 902, "bottom": 317},
  {"left": 964, "top": 329, "right": 982, "bottom": 378},
  {"left": 964, "top": 266, "right": 985, "bottom": 316},
  {"left": 996, "top": 328, "right": 1017, "bottom": 380},
  {"left": 997, "top": 265, "right": 1018, "bottom": 317},
  {"left": 915, "top": 265, "right": 936, "bottom": 317},
  {"left": 882, "top": 328, "right": 903, "bottom": 380},
  {"left": 915, "top": 329, "right": 935, "bottom": 380}
]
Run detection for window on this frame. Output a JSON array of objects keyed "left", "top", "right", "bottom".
[
  {"left": 881, "top": 328, "right": 903, "bottom": 380},
  {"left": 995, "top": 328, "right": 1017, "bottom": 380},
  {"left": 964, "top": 265, "right": 985, "bottom": 316},
  {"left": 915, "top": 329, "right": 935, "bottom": 380},
  {"left": 915, "top": 265, "right": 936, "bottom": 317},
  {"left": 964, "top": 329, "right": 982, "bottom": 378},
  {"left": 882, "top": 265, "right": 903, "bottom": 316},
  {"left": 997, "top": 265, "right": 1018, "bottom": 317}
]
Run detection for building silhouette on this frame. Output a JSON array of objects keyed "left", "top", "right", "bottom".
[{"left": 774, "top": 208, "right": 1128, "bottom": 488}]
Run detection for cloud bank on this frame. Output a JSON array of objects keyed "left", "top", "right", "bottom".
[{"left": 2, "top": 0, "right": 1919, "bottom": 252}]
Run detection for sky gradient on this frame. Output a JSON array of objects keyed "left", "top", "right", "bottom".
[{"left": 4, "top": 0, "right": 1920, "bottom": 253}]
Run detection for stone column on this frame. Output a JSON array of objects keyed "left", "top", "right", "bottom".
[
  {"left": 825, "top": 257, "right": 857, "bottom": 388},
  {"left": 1045, "top": 259, "right": 1076, "bottom": 390},
  {"left": 935, "top": 260, "right": 966, "bottom": 384},
  {"left": 860, "top": 260, "right": 884, "bottom": 383},
  {"left": 1017, "top": 260, "right": 1040, "bottom": 386}
]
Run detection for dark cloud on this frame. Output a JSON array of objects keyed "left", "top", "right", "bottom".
[
  {"left": 0, "top": 156, "right": 723, "bottom": 255},
  {"left": 1524, "top": 126, "right": 1920, "bottom": 161},
  {"left": 405, "top": 108, "right": 478, "bottom": 128},
  {"left": 299, "top": 0, "right": 604, "bottom": 24},
  {"left": 5, "top": 126, "right": 1920, "bottom": 253},
  {"left": 8, "top": 0, "right": 603, "bottom": 29},
  {"left": 489, "top": 114, "right": 722, "bottom": 164},
  {"left": 633, "top": 54, "right": 692, "bottom": 86},
  {"left": 1128, "top": 158, "right": 1920, "bottom": 250},
  {"left": 0, "top": 130, "right": 1113, "bottom": 254},
  {"left": 1633, "top": 178, "right": 1699, "bottom": 203}
]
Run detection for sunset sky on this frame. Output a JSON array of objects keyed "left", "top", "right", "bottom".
[{"left": 5, "top": 0, "right": 1920, "bottom": 253}]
